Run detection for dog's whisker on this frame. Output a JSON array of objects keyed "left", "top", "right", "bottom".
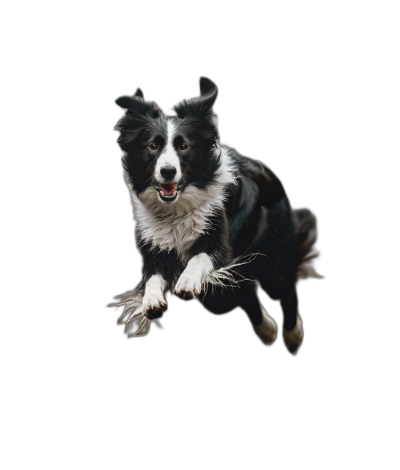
[
  {"left": 128, "top": 172, "right": 149, "bottom": 189},
  {"left": 143, "top": 175, "right": 156, "bottom": 188}
]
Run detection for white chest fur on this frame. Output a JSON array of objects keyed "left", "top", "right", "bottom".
[
  {"left": 126, "top": 146, "right": 236, "bottom": 258},
  {"left": 132, "top": 186, "right": 222, "bottom": 257}
]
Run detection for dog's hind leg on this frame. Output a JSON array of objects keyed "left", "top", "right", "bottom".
[
  {"left": 280, "top": 286, "right": 304, "bottom": 355},
  {"left": 200, "top": 283, "right": 277, "bottom": 345},
  {"left": 276, "top": 207, "right": 319, "bottom": 353},
  {"left": 240, "top": 284, "right": 278, "bottom": 345},
  {"left": 259, "top": 278, "right": 304, "bottom": 354}
]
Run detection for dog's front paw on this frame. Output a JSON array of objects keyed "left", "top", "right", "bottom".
[
  {"left": 174, "top": 272, "right": 202, "bottom": 300},
  {"left": 142, "top": 294, "right": 167, "bottom": 319},
  {"left": 174, "top": 254, "right": 214, "bottom": 300}
]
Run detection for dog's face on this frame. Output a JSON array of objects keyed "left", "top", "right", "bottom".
[{"left": 115, "top": 78, "right": 221, "bottom": 204}]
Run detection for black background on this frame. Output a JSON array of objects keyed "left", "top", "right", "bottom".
[{"left": 62, "top": 46, "right": 352, "bottom": 407}]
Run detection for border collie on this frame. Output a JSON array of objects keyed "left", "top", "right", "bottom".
[{"left": 113, "top": 77, "right": 320, "bottom": 354}]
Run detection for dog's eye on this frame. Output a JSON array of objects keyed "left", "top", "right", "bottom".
[
  {"left": 148, "top": 143, "right": 158, "bottom": 151},
  {"left": 179, "top": 143, "right": 189, "bottom": 151}
]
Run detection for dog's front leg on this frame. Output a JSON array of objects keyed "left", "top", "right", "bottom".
[
  {"left": 175, "top": 210, "right": 230, "bottom": 300},
  {"left": 174, "top": 253, "right": 214, "bottom": 300},
  {"left": 139, "top": 245, "right": 178, "bottom": 319},
  {"left": 142, "top": 274, "right": 168, "bottom": 319}
]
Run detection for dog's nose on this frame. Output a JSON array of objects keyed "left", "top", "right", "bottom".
[{"left": 160, "top": 166, "right": 177, "bottom": 180}]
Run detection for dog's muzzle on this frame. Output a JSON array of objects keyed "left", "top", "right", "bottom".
[{"left": 154, "top": 180, "right": 185, "bottom": 202}]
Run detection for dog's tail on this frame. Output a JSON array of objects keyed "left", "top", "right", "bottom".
[{"left": 293, "top": 208, "right": 322, "bottom": 280}]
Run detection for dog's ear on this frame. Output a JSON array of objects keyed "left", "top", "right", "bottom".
[
  {"left": 174, "top": 77, "right": 218, "bottom": 119},
  {"left": 115, "top": 89, "right": 162, "bottom": 119},
  {"left": 199, "top": 77, "right": 217, "bottom": 106},
  {"left": 133, "top": 88, "right": 144, "bottom": 99},
  {"left": 114, "top": 89, "right": 164, "bottom": 150}
]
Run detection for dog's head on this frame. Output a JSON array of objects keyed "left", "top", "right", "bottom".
[{"left": 115, "top": 78, "right": 221, "bottom": 204}]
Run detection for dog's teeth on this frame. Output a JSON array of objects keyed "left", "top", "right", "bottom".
[{"left": 160, "top": 191, "right": 165, "bottom": 196}]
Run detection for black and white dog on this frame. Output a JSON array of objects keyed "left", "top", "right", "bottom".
[{"left": 114, "top": 77, "right": 319, "bottom": 354}]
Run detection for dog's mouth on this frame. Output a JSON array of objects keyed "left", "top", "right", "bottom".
[{"left": 154, "top": 180, "right": 185, "bottom": 202}]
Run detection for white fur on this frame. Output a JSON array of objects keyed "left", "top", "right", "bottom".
[
  {"left": 204, "top": 252, "right": 261, "bottom": 292},
  {"left": 174, "top": 253, "right": 214, "bottom": 296},
  {"left": 129, "top": 146, "right": 236, "bottom": 258},
  {"left": 155, "top": 119, "right": 182, "bottom": 183},
  {"left": 142, "top": 274, "right": 166, "bottom": 314}
]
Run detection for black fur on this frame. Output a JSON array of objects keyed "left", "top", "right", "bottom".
[{"left": 114, "top": 78, "right": 320, "bottom": 352}]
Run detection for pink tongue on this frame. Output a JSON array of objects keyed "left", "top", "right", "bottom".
[{"left": 159, "top": 183, "right": 177, "bottom": 196}]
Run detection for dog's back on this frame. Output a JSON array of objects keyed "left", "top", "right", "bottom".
[{"left": 221, "top": 151, "right": 319, "bottom": 286}]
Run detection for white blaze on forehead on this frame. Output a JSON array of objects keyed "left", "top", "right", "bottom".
[{"left": 155, "top": 119, "right": 182, "bottom": 182}]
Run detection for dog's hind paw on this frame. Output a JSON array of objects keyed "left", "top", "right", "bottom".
[
  {"left": 283, "top": 314, "right": 304, "bottom": 355},
  {"left": 253, "top": 307, "right": 278, "bottom": 345}
]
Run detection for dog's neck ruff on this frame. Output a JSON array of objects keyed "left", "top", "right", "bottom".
[{"left": 128, "top": 146, "right": 235, "bottom": 257}]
